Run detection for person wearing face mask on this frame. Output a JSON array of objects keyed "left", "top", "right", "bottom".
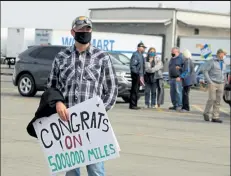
[
  {"left": 168, "top": 47, "right": 184, "bottom": 111},
  {"left": 153, "top": 50, "right": 165, "bottom": 108},
  {"left": 129, "top": 42, "right": 146, "bottom": 110},
  {"left": 47, "top": 16, "right": 118, "bottom": 176},
  {"left": 179, "top": 49, "right": 196, "bottom": 112},
  {"left": 144, "top": 47, "right": 163, "bottom": 108},
  {"left": 203, "top": 49, "right": 227, "bottom": 123}
]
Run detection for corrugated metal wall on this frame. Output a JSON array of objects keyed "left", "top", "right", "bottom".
[{"left": 90, "top": 9, "right": 174, "bottom": 20}]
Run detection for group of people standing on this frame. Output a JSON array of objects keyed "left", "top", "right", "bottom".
[
  {"left": 129, "top": 42, "right": 227, "bottom": 123},
  {"left": 129, "top": 42, "right": 165, "bottom": 110},
  {"left": 129, "top": 42, "right": 196, "bottom": 112}
]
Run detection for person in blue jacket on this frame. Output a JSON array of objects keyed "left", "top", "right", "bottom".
[
  {"left": 129, "top": 42, "right": 146, "bottom": 110},
  {"left": 180, "top": 49, "right": 196, "bottom": 112},
  {"left": 168, "top": 47, "right": 184, "bottom": 111}
]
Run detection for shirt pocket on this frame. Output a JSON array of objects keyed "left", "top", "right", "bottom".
[
  {"left": 59, "top": 63, "right": 75, "bottom": 85},
  {"left": 83, "top": 62, "right": 101, "bottom": 81}
]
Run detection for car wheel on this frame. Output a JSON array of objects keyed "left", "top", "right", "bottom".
[{"left": 18, "top": 74, "right": 37, "bottom": 97}]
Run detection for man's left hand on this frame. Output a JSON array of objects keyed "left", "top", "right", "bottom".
[
  {"left": 176, "top": 66, "right": 181, "bottom": 70},
  {"left": 176, "top": 77, "right": 181, "bottom": 82}
]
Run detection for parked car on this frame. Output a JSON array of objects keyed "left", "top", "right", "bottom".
[
  {"left": 109, "top": 52, "right": 130, "bottom": 66},
  {"left": 12, "top": 45, "right": 144, "bottom": 103}
]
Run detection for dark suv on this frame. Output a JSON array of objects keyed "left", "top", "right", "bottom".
[{"left": 12, "top": 45, "right": 144, "bottom": 103}]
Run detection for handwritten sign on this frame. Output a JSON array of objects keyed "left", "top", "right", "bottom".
[{"left": 33, "top": 96, "right": 120, "bottom": 175}]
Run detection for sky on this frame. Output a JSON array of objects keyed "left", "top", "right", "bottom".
[{"left": 1, "top": 1, "right": 230, "bottom": 29}]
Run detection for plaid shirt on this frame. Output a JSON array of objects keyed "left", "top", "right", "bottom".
[{"left": 47, "top": 45, "right": 118, "bottom": 111}]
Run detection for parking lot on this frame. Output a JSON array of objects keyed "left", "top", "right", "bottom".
[{"left": 1, "top": 73, "right": 230, "bottom": 176}]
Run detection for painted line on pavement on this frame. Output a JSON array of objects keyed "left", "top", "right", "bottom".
[
  {"left": 220, "top": 108, "right": 230, "bottom": 115},
  {"left": 191, "top": 105, "right": 204, "bottom": 112}
]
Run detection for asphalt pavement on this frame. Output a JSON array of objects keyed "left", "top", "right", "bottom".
[{"left": 1, "top": 74, "right": 230, "bottom": 176}]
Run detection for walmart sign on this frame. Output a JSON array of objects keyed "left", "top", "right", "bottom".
[{"left": 61, "top": 37, "right": 115, "bottom": 51}]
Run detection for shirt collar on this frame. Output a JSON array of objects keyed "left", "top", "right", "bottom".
[
  {"left": 214, "top": 57, "right": 223, "bottom": 62},
  {"left": 71, "top": 44, "right": 94, "bottom": 56}
]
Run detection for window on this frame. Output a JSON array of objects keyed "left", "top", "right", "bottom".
[
  {"left": 194, "top": 28, "right": 199, "bottom": 35},
  {"left": 118, "top": 54, "right": 130, "bottom": 64},
  {"left": 108, "top": 54, "right": 123, "bottom": 65},
  {"left": 29, "top": 48, "right": 42, "bottom": 57},
  {"left": 36, "top": 47, "right": 64, "bottom": 60}
]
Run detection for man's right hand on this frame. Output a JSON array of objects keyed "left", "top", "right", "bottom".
[
  {"left": 140, "top": 76, "right": 145, "bottom": 86},
  {"left": 56, "top": 101, "right": 69, "bottom": 121}
]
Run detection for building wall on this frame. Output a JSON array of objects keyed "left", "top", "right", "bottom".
[
  {"left": 92, "top": 23, "right": 174, "bottom": 70},
  {"left": 90, "top": 9, "right": 174, "bottom": 20},
  {"left": 90, "top": 9, "right": 177, "bottom": 71},
  {"left": 175, "top": 10, "right": 230, "bottom": 44},
  {"left": 176, "top": 24, "right": 230, "bottom": 38}
]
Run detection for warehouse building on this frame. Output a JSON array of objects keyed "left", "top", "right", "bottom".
[{"left": 89, "top": 7, "right": 230, "bottom": 67}]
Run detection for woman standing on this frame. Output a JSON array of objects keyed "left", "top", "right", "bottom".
[
  {"left": 180, "top": 49, "right": 196, "bottom": 111},
  {"left": 154, "top": 53, "right": 164, "bottom": 108},
  {"left": 144, "top": 47, "right": 163, "bottom": 108}
]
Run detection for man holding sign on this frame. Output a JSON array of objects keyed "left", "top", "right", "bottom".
[{"left": 47, "top": 16, "right": 118, "bottom": 176}]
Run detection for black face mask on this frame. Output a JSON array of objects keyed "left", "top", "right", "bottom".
[
  {"left": 171, "top": 53, "right": 176, "bottom": 57},
  {"left": 74, "top": 32, "right": 92, "bottom": 44}
]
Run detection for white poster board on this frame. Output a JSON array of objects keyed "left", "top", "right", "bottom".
[{"left": 33, "top": 96, "right": 120, "bottom": 175}]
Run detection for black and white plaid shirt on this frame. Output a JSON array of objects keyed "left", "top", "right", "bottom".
[{"left": 47, "top": 45, "right": 118, "bottom": 111}]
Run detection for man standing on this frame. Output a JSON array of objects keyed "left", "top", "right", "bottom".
[
  {"left": 203, "top": 49, "right": 226, "bottom": 123},
  {"left": 168, "top": 47, "right": 184, "bottom": 111},
  {"left": 47, "top": 16, "right": 118, "bottom": 176},
  {"left": 129, "top": 42, "right": 146, "bottom": 110}
]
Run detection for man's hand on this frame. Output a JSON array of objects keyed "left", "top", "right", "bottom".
[
  {"left": 176, "top": 66, "right": 181, "bottom": 70},
  {"left": 140, "top": 76, "right": 145, "bottom": 86},
  {"left": 56, "top": 101, "right": 69, "bottom": 121},
  {"left": 149, "top": 57, "right": 154, "bottom": 63},
  {"left": 199, "top": 79, "right": 205, "bottom": 84},
  {"left": 176, "top": 77, "right": 181, "bottom": 82}
]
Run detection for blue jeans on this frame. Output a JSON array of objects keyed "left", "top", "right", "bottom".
[
  {"left": 145, "top": 82, "right": 157, "bottom": 106},
  {"left": 170, "top": 79, "right": 182, "bottom": 108},
  {"left": 65, "top": 162, "right": 104, "bottom": 176}
]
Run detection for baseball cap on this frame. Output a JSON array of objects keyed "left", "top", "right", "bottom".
[
  {"left": 217, "top": 48, "right": 226, "bottom": 54},
  {"left": 137, "top": 42, "right": 147, "bottom": 48},
  {"left": 72, "top": 16, "right": 92, "bottom": 30}
]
